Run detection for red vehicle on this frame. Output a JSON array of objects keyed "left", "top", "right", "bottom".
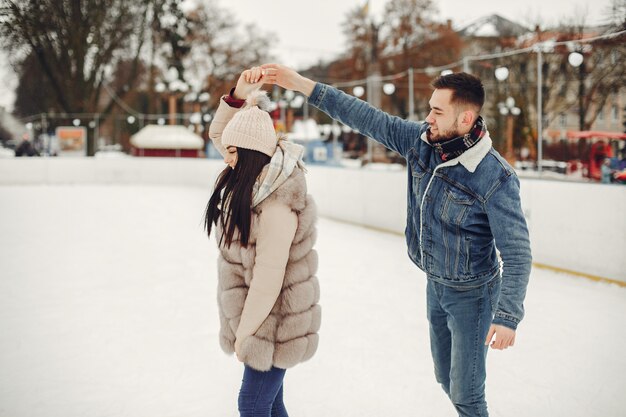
[{"left": 563, "top": 131, "right": 626, "bottom": 181}]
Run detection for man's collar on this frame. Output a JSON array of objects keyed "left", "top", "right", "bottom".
[{"left": 420, "top": 130, "right": 492, "bottom": 173}]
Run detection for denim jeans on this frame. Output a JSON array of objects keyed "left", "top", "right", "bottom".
[
  {"left": 426, "top": 277, "right": 501, "bottom": 417},
  {"left": 238, "top": 365, "right": 288, "bottom": 417}
]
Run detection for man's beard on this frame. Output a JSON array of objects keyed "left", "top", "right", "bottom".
[{"left": 429, "top": 121, "right": 460, "bottom": 142}]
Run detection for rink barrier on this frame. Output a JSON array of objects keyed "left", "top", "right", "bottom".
[{"left": 1, "top": 157, "right": 624, "bottom": 285}]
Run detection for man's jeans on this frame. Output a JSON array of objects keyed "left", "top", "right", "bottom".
[
  {"left": 238, "top": 365, "right": 288, "bottom": 417},
  {"left": 427, "top": 277, "right": 501, "bottom": 417}
]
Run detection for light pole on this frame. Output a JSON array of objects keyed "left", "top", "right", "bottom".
[
  {"left": 535, "top": 42, "right": 582, "bottom": 173},
  {"left": 161, "top": 67, "right": 189, "bottom": 126},
  {"left": 352, "top": 79, "right": 396, "bottom": 164},
  {"left": 495, "top": 66, "right": 522, "bottom": 164},
  {"left": 498, "top": 97, "right": 521, "bottom": 164},
  {"left": 535, "top": 43, "right": 546, "bottom": 174},
  {"left": 568, "top": 51, "right": 585, "bottom": 130},
  {"left": 185, "top": 91, "right": 209, "bottom": 135},
  {"left": 277, "top": 89, "right": 306, "bottom": 133},
  {"left": 407, "top": 67, "right": 415, "bottom": 120}
]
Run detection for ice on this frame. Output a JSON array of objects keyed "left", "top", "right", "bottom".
[{"left": 0, "top": 184, "right": 624, "bottom": 417}]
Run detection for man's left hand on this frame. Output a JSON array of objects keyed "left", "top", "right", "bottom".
[{"left": 485, "top": 324, "right": 516, "bottom": 350}]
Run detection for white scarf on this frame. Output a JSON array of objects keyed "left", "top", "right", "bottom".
[{"left": 252, "top": 138, "right": 305, "bottom": 207}]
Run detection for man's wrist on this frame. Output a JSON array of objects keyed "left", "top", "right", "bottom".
[{"left": 299, "top": 77, "right": 315, "bottom": 97}]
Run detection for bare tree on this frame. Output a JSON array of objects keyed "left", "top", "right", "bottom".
[
  {"left": 339, "top": 2, "right": 372, "bottom": 80},
  {"left": 12, "top": 52, "right": 58, "bottom": 117},
  {"left": 602, "top": 0, "right": 626, "bottom": 28},
  {"left": 0, "top": 0, "right": 153, "bottom": 115},
  {"left": 183, "top": 0, "right": 275, "bottom": 110},
  {"left": 531, "top": 24, "right": 625, "bottom": 133},
  {"left": 381, "top": 0, "right": 439, "bottom": 64}
]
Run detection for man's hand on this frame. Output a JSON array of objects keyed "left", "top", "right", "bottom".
[
  {"left": 260, "top": 63, "right": 316, "bottom": 97},
  {"left": 485, "top": 324, "right": 516, "bottom": 350},
  {"left": 233, "top": 66, "right": 266, "bottom": 100}
]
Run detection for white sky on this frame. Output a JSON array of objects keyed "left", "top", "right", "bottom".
[
  {"left": 0, "top": 0, "right": 615, "bottom": 112},
  {"left": 226, "top": 0, "right": 614, "bottom": 67}
]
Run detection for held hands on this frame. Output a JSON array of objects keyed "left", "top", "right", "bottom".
[
  {"left": 485, "top": 324, "right": 516, "bottom": 350},
  {"left": 233, "top": 66, "right": 266, "bottom": 100},
  {"left": 234, "top": 64, "right": 315, "bottom": 98},
  {"left": 260, "top": 64, "right": 316, "bottom": 97}
]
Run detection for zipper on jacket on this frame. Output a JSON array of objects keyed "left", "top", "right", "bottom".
[{"left": 419, "top": 166, "right": 441, "bottom": 263}]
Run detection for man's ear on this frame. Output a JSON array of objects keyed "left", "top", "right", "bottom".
[{"left": 460, "top": 110, "right": 476, "bottom": 128}]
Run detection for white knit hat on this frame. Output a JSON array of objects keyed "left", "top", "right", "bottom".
[{"left": 221, "top": 90, "right": 277, "bottom": 157}]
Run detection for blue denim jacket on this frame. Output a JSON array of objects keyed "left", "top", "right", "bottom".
[{"left": 308, "top": 83, "right": 532, "bottom": 330}]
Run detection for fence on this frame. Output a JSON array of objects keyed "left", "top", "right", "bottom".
[{"left": 1, "top": 157, "right": 624, "bottom": 283}]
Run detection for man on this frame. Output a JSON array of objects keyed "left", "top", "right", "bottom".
[{"left": 253, "top": 64, "right": 532, "bottom": 417}]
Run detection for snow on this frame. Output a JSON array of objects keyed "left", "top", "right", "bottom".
[
  {"left": 130, "top": 125, "right": 203, "bottom": 150},
  {"left": 289, "top": 119, "right": 322, "bottom": 141},
  {"left": 93, "top": 150, "right": 132, "bottom": 159},
  {"left": 0, "top": 184, "right": 625, "bottom": 417},
  {"left": 472, "top": 22, "right": 499, "bottom": 38},
  {"left": 0, "top": 147, "right": 15, "bottom": 158}
]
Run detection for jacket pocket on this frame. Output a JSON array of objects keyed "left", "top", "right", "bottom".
[
  {"left": 440, "top": 187, "right": 475, "bottom": 225},
  {"left": 440, "top": 187, "right": 476, "bottom": 277},
  {"left": 412, "top": 170, "right": 426, "bottom": 197},
  {"left": 408, "top": 152, "right": 427, "bottom": 196}
]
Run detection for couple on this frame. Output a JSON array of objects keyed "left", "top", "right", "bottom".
[{"left": 204, "top": 64, "right": 532, "bottom": 417}]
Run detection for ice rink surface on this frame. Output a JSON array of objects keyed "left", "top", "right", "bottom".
[{"left": 1, "top": 184, "right": 624, "bottom": 417}]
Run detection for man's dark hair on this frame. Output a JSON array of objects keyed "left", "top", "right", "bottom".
[{"left": 431, "top": 72, "right": 485, "bottom": 111}]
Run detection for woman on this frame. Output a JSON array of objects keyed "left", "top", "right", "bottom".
[{"left": 205, "top": 67, "right": 320, "bottom": 417}]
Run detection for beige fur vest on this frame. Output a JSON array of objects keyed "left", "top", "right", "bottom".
[{"left": 216, "top": 168, "right": 320, "bottom": 371}]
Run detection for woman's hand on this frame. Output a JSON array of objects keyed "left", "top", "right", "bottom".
[{"left": 233, "top": 66, "right": 267, "bottom": 100}]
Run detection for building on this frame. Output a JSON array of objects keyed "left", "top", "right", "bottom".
[{"left": 130, "top": 125, "right": 204, "bottom": 157}]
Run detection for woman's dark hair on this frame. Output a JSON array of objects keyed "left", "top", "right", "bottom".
[
  {"left": 431, "top": 72, "right": 485, "bottom": 111},
  {"left": 204, "top": 148, "right": 271, "bottom": 248}
]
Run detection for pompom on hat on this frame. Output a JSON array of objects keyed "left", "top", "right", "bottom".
[{"left": 221, "top": 90, "right": 278, "bottom": 157}]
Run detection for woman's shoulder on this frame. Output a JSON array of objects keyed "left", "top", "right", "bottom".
[{"left": 265, "top": 167, "right": 307, "bottom": 211}]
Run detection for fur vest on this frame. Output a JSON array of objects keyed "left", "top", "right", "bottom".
[{"left": 216, "top": 168, "right": 320, "bottom": 371}]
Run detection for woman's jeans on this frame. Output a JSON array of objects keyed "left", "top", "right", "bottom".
[
  {"left": 238, "top": 365, "right": 288, "bottom": 417},
  {"left": 427, "top": 277, "right": 501, "bottom": 417}
]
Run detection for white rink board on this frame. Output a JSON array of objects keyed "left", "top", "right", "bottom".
[{"left": 1, "top": 157, "right": 624, "bottom": 282}]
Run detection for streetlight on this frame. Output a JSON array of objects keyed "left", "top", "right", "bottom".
[
  {"left": 568, "top": 52, "right": 583, "bottom": 67},
  {"left": 534, "top": 42, "right": 586, "bottom": 173},
  {"left": 494, "top": 67, "right": 509, "bottom": 82},
  {"left": 498, "top": 97, "right": 521, "bottom": 164},
  {"left": 277, "top": 90, "right": 307, "bottom": 132},
  {"left": 162, "top": 67, "right": 189, "bottom": 125},
  {"left": 185, "top": 91, "right": 209, "bottom": 134},
  {"left": 382, "top": 83, "right": 396, "bottom": 95},
  {"left": 568, "top": 51, "right": 585, "bottom": 131},
  {"left": 534, "top": 40, "right": 557, "bottom": 174},
  {"left": 495, "top": 66, "right": 521, "bottom": 164}
]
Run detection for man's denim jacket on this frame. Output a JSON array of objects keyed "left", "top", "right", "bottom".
[{"left": 308, "top": 83, "right": 532, "bottom": 330}]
